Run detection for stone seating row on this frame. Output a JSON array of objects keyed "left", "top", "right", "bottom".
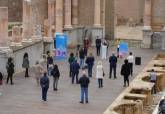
[{"left": 103, "top": 53, "right": 165, "bottom": 114}]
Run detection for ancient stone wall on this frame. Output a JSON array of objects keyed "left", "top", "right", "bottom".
[
  {"left": 115, "top": 0, "right": 144, "bottom": 25},
  {"left": 78, "top": 0, "right": 94, "bottom": 26},
  {"left": 152, "top": 0, "right": 165, "bottom": 29},
  {"left": 0, "top": 0, "right": 22, "bottom": 22}
]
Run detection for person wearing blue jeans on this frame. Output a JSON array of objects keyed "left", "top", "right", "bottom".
[
  {"left": 85, "top": 53, "right": 95, "bottom": 77},
  {"left": 79, "top": 71, "right": 90, "bottom": 104}
]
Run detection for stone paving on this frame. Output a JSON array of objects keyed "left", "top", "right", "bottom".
[{"left": 0, "top": 47, "right": 163, "bottom": 114}]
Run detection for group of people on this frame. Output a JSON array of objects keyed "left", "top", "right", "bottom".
[{"left": 0, "top": 37, "right": 159, "bottom": 105}]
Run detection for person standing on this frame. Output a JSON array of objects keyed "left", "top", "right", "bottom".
[
  {"left": 96, "top": 61, "right": 104, "bottom": 88},
  {"left": 101, "top": 42, "right": 107, "bottom": 59},
  {"left": 6, "top": 57, "right": 15, "bottom": 84},
  {"left": 34, "top": 61, "right": 43, "bottom": 86},
  {"left": 79, "top": 70, "right": 90, "bottom": 104},
  {"left": 84, "top": 37, "right": 89, "bottom": 55},
  {"left": 47, "top": 52, "right": 53, "bottom": 76},
  {"left": 109, "top": 53, "right": 117, "bottom": 79},
  {"left": 79, "top": 48, "right": 85, "bottom": 68},
  {"left": 0, "top": 72, "right": 3, "bottom": 95},
  {"left": 68, "top": 53, "right": 75, "bottom": 77},
  {"left": 22, "top": 53, "right": 30, "bottom": 77},
  {"left": 159, "top": 96, "right": 165, "bottom": 114},
  {"left": 150, "top": 69, "right": 157, "bottom": 94},
  {"left": 95, "top": 36, "right": 101, "bottom": 56},
  {"left": 85, "top": 53, "right": 95, "bottom": 77},
  {"left": 71, "top": 60, "right": 80, "bottom": 84},
  {"left": 121, "top": 59, "right": 131, "bottom": 87},
  {"left": 127, "top": 52, "right": 134, "bottom": 76},
  {"left": 51, "top": 64, "right": 60, "bottom": 91},
  {"left": 40, "top": 71, "right": 49, "bottom": 101}
]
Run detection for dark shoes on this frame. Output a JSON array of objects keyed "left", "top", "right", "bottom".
[
  {"left": 79, "top": 101, "right": 88, "bottom": 104},
  {"left": 54, "top": 88, "right": 58, "bottom": 91}
]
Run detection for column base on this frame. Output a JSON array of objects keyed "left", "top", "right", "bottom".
[
  {"left": 0, "top": 46, "right": 12, "bottom": 54},
  {"left": 143, "top": 26, "right": 152, "bottom": 30},
  {"left": 142, "top": 28, "right": 152, "bottom": 49},
  {"left": 64, "top": 25, "right": 72, "bottom": 29},
  {"left": 22, "top": 38, "right": 33, "bottom": 43},
  {"left": 43, "top": 37, "right": 54, "bottom": 42},
  {"left": 32, "top": 36, "right": 42, "bottom": 42},
  {"left": 93, "top": 24, "right": 102, "bottom": 28},
  {"left": 10, "top": 42, "right": 23, "bottom": 47}
]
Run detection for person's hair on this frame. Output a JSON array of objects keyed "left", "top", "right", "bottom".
[
  {"left": 70, "top": 53, "right": 74, "bottom": 57},
  {"left": 23, "top": 52, "right": 28, "bottom": 58},
  {"left": 151, "top": 69, "right": 154, "bottom": 72},
  {"left": 129, "top": 52, "right": 132, "bottom": 55},
  {"left": 8, "top": 57, "right": 13, "bottom": 63},
  {"left": 124, "top": 59, "right": 128, "bottom": 64},
  {"left": 35, "top": 61, "right": 39, "bottom": 65},
  {"left": 53, "top": 64, "right": 59, "bottom": 71},
  {"left": 47, "top": 51, "right": 50, "bottom": 55}
]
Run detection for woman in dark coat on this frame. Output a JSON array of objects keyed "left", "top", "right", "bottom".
[
  {"left": 51, "top": 64, "right": 60, "bottom": 91},
  {"left": 121, "top": 59, "right": 131, "bottom": 87},
  {"left": 22, "top": 53, "right": 30, "bottom": 77},
  {"left": 6, "top": 57, "right": 15, "bottom": 84},
  {"left": 68, "top": 53, "right": 75, "bottom": 77}
]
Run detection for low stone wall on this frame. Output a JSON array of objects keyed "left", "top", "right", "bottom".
[
  {"left": 0, "top": 40, "right": 44, "bottom": 76},
  {"left": 103, "top": 53, "right": 165, "bottom": 114}
]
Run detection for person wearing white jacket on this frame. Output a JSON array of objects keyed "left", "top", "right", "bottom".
[{"left": 96, "top": 61, "right": 104, "bottom": 88}]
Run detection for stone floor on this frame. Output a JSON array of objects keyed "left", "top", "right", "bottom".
[{"left": 0, "top": 47, "right": 163, "bottom": 114}]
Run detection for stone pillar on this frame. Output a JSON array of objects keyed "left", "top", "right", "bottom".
[
  {"left": 0, "top": 7, "right": 11, "bottom": 52},
  {"left": 94, "top": 0, "right": 101, "bottom": 27},
  {"left": 142, "top": 0, "right": 152, "bottom": 48},
  {"left": 72, "top": 0, "right": 78, "bottom": 25},
  {"left": 22, "top": 0, "right": 32, "bottom": 43},
  {"left": 55, "top": 0, "right": 64, "bottom": 33},
  {"left": 64, "top": 0, "right": 72, "bottom": 28},
  {"left": 143, "top": 0, "right": 152, "bottom": 30},
  {"left": 31, "top": 25, "right": 42, "bottom": 41},
  {"left": 47, "top": 0, "right": 55, "bottom": 37},
  {"left": 11, "top": 26, "right": 22, "bottom": 47}
]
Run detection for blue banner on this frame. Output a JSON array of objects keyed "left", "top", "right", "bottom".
[
  {"left": 119, "top": 42, "right": 128, "bottom": 56},
  {"left": 55, "top": 33, "right": 67, "bottom": 60}
]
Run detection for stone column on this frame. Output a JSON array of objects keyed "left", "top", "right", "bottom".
[
  {"left": 47, "top": 0, "right": 55, "bottom": 37},
  {"left": 72, "top": 0, "right": 78, "bottom": 25},
  {"left": 143, "top": 0, "right": 152, "bottom": 30},
  {"left": 11, "top": 26, "right": 22, "bottom": 47},
  {"left": 31, "top": 25, "right": 42, "bottom": 41},
  {"left": 0, "top": 7, "right": 11, "bottom": 52},
  {"left": 55, "top": 0, "right": 64, "bottom": 33},
  {"left": 64, "top": 0, "right": 72, "bottom": 28},
  {"left": 22, "top": 0, "right": 32, "bottom": 43},
  {"left": 94, "top": 0, "right": 101, "bottom": 27},
  {"left": 142, "top": 0, "right": 152, "bottom": 48}
]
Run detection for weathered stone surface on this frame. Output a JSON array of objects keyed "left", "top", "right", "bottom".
[{"left": 0, "top": 7, "right": 9, "bottom": 47}]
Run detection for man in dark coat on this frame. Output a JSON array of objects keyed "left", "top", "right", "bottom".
[
  {"left": 121, "top": 59, "right": 131, "bottom": 87},
  {"left": 159, "top": 96, "right": 165, "bottom": 114},
  {"left": 79, "top": 48, "right": 85, "bottom": 68},
  {"left": 79, "top": 71, "right": 90, "bottom": 104},
  {"left": 109, "top": 53, "right": 117, "bottom": 79},
  {"left": 85, "top": 53, "right": 95, "bottom": 77},
  {"left": 6, "top": 57, "right": 15, "bottom": 85},
  {"left": 95, "top": 36, "right": 101, "bottom": 56},
  {"left": 40, "top": 72, "right": 50, "bottom": 101},
  {"left": 71, "top": 60, "right": 80, "bottom": 84}
]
